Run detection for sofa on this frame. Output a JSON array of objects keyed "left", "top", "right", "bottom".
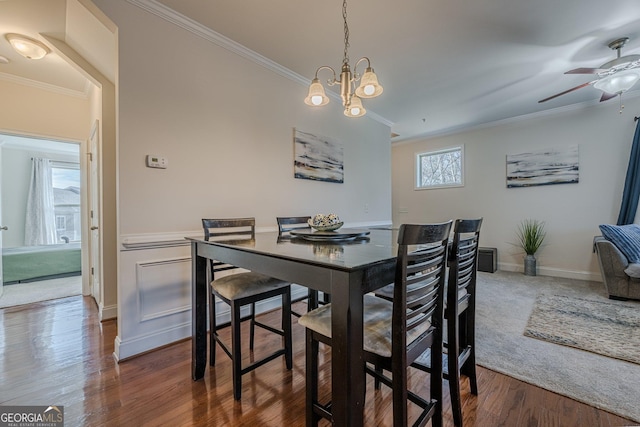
[{"left": 594, "top": 235, "right": 640, "bottom": 301}]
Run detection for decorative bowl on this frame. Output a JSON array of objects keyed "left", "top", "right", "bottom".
[
  {"left": 309, "top": 222, "right": 344, "bottom": 232},
  {"left": 308, "top": 214, "right": 343, "bottom": 231}
]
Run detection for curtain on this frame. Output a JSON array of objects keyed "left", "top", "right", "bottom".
[
  {"left": 24, "top": 158, "right": 57, "bottom": 246},
  {"left": 617, "top": 120, "right": 640, "bottom": 225}
]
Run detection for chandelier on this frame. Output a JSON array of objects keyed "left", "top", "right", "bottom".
[{"left": 304, "top": 0, "right": 383, "bottom": 118}]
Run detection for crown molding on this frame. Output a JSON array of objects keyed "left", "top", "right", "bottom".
[
  {"left": 0, "top": 71, "right": 88, "bottom": 99},
  {"left": 126, "top": 0, "right": 394, "bottom": 129},
  {"left": 393, "top": 89, "right": 640, "bottom": 145}
]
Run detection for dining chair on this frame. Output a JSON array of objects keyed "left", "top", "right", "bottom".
[
  {"left": 410, "top": 218, "right": 483, "bottom": 427},
  {"left": 276, "top": 216, "right": 330, "bottom": 317},
  {"left": 299, "top": 221, "right": 452, "bottom": 426},
  {"left": 202, "top": 217, "right": 293, "bottom": 400}
]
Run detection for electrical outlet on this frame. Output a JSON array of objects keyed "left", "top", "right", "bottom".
[
  {"left": 364, "top": 203, "right": 369, "bottom": 213},
  {"left": 146, "top": 155, "right": 168, "bottom": 169}
]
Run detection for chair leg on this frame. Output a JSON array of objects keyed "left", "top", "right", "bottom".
[
  {"left": 449, "top": 312, "right": 463, "bottom": 427},
  {"left": 209, "top": 290, "right": 216, "bottom": 366},
  {"left": 308, "top": 289, "right": 319, "bottom": 311},
  {"left": 249, "top": 302, "right": 256, "bottom": 350},
  {"left": 374, "top": 364, "right": 383, "bottom": 390},
  {"left": 283, "top": 289, "right": 293, "bottom": 370},
  {"left": 430, "top": 338, "right": 443, "bottom": 427},
  {"left": 460, "top": 309, "right": 478, "bottom": 396},
  {"left": 231, "top": 300, "right": 243, "bottom": 400},
  {"left": 391, "top": 360, "right": 408, "bottom": 427},
  {"left": 306, "top": 329, "right": 320, "bottom": 427}
]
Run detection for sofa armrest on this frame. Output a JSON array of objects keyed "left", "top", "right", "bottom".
[{"left": 594, "top": 236, "right": 629, "bottom": 279}]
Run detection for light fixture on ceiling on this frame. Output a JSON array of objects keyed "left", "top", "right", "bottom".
[
  {"left": 304, "top": 0, "right": 383, "bottom": 118},
  {"left": 593, "top": 69, "right": 640, "bottom": 95},
  {"left": 5, "top": 33, "right": 50, "bottom": 60}
]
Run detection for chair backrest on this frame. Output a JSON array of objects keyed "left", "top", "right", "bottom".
[
  {"left": 202, "top": 217, "right": 256, "bottom": 276},
  {"left": 392, "top": 221, "right": 452, "bottom": 361},
  {"left": 448, "top": 218, "right": 483, "bottom": 312},
  {"left": 276, "top": 216, "right": 311, "bottom": 236}
]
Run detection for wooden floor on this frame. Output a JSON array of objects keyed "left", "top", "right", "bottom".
[{"left": 0, "top": 296, "right": 635, "bottom": 427}]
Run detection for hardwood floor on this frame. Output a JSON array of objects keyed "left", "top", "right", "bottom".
[{"left": 0, "top": 296, "right": 635, "bottom": 426}]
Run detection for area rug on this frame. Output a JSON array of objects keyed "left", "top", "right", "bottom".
[
  {"left": 524, "top": 294, "right": 640, "bottom": 365},
  {"left": 0, "top": 276, "right": 82, "bottom": 308},
  {"left": 475, "top": 271, "right": 640, "bottom": 423}
]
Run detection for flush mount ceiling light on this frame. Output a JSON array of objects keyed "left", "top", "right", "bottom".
[
  {"left": 304, "top": 0, "right": 383, "bottom": 118},
  {"left": 5, "top": 33, "right": 50, "bottom": 60}
]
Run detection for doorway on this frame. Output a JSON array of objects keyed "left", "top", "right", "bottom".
[{"left": 0, "top": 134, "right": 85, "bottom": 307}]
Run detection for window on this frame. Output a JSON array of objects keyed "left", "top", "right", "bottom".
[
  {"left": 416, "top": 146, "right": 464, "bottom": 190},
  {"left": 52, "top": 162, "right": 81, "bottom": 243}
]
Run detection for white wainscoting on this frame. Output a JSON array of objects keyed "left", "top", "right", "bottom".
[{"left": 115, "top": 231, "right": 312, "bottom": 361}]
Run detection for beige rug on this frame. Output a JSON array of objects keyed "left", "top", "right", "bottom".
[
  {"left": 475, "top": 271, "right": 640, "bottom": 423},
  {"left": 0, "top": 276, "right": 82, "bottom": 308},
  {"left": 524, "top": 294, "right": 640, "bottom": 365}
]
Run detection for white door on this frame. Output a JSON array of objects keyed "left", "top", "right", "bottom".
[{"left": 88, "top": 123, "right": 102, "bottom": 305}]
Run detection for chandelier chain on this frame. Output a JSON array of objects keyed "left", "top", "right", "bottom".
[{"left": 342, "top": 0, "right": 350, "bottom": 66}]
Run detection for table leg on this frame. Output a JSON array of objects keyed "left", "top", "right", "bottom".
[
  {"left": 192, "top": 241, "right": 208, "bottom": 380},
  {"left": 330, "top": 272, "right": 365, "bottom": 427}
]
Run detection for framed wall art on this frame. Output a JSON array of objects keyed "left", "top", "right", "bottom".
[
  {"left": 506, "top": 145, "right": 579, "bottom": 188},
  {"left": 293, "top": 129, "right": 344, "bottom": 183}
]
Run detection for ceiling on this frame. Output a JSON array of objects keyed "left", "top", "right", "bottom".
[{"left": 2, "top": 0, "right": 640, "bottom": 142}]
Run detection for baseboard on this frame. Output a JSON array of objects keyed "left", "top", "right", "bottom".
[
  {"left": 99, "top": 303, "right": 117, "bottom": 321},
  {"left": 498, "top": 262, "right": 602, "bottom": 282},
  {"left": 113, "top": 286, "right": 308, "bottom": 362},
  {"left": 113, "top": 321, "right": 191, "bottom": 362}
]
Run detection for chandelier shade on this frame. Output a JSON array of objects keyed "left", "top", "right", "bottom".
[
  {"left": 304, "top": 0, "right": 382, "bottom": 118},
  {"left": 304, "top": 78, "right": 330, "bottom": 106},
  {"left": 355, "top": 67, "right": 383, "bottom": 98},
  {"left": 344, "top": 95, "right": 366, "bottom": 117}
]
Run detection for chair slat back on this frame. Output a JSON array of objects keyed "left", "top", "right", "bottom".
[
  {"left": 277, "top": 216, "right": 311, "bottom": 236},
  {"left": 449, "top": 218, "right": 483, "bottom": 308},
  {"left": 202, "top": 218, "right": 256, "bottom": 276},
  {"left": 393, "top": 221, "right": 452, "bottom": 359}
]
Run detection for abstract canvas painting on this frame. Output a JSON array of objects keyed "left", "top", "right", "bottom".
[
  {"left": 294, "top": 129, "right": 344, "bottom": 183},
  {"left": 506, "top": 145, "right": 579, "bottom": 188}
]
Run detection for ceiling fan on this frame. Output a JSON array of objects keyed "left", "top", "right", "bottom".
[{"left": 539, "top": 37, "right": 640, "bottom": 104}]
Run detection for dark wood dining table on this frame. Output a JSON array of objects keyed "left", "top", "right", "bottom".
[{"left": 189, "top": 228, "right": 399, "bottom": 427}]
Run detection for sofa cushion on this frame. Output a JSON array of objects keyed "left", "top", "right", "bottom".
[
  {"left": 599, "top": 224, "right": 640, "bottom": 263},
  {"left": 624, "top": 263, "right": 640, "bottom": 278}
]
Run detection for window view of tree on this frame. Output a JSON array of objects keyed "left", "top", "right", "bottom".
[
  {"left": 416, "top": 147, "right": 463, "bottom": 189},
  {"left": 52, "top": 164, "right": 81, "bottom": 243}
]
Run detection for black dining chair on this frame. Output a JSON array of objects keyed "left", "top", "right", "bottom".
[
  {"left": 299, "top": 221, "right": 452, "bottom": 426},
  {"left": 410, "top": 218, "right": 483, "bottom": 427},
  {"left": 202, "top": 217, "right": 293, "bottom": 400},
  {"left": 276, "top": 216, "right": 330, "bottom": 317}
]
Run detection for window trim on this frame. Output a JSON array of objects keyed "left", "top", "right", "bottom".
[{"left": 415, "top": 145, "right": 464, "bottom": 190}]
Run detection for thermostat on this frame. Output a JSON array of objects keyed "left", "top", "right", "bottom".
[{"left": 146, "top": 155, "right": 168, "bottom": 169}]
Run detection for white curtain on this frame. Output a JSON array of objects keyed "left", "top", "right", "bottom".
[{"left": 24, "top": 158, "right": 57, "bottom": 246}]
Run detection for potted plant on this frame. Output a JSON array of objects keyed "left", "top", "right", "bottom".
[{"left": 516, "top": 219, "right": 546, "bottom": 276}]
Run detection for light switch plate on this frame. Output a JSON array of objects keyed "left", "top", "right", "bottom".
[{"left": 146, "top": 155, "right": 168, "bottom": 169}]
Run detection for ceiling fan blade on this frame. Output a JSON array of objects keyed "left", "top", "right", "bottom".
[
  {"left": 565, "top": 67, "right": 607, "bottom": 75},
  {"left": 538, "top": 81, "right": 594, "bottom": 103},
  {"left": 599, "top": 91, "right": 617, "bottom": 102}
]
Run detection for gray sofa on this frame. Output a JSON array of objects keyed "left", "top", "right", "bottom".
[{"left": 594, "top": 236, "right": 640, "bottom": 300}]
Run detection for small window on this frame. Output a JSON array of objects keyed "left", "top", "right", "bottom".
[
  {"left": 55, "top": 215, "right": 67, "bottom": 231},
  {"left": 416, "top": 146, "right": 464, "bottom": 190}
]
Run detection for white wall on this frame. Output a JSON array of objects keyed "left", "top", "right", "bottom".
[
  {"left": 392, "top": 96, "right": 640, "bottom": 281},
  {"left": 92, "top": 0, "right": 392, "bottom": 359}
]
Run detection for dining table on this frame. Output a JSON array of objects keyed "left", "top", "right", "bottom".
[{"left": 188, "top": 227, "right": 400, "bottom": 427}]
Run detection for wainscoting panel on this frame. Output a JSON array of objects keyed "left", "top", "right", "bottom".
[
  {"left": 136, "top": 257, "right": 192, "bottom": 322},
  {"left": 115, "top": 236, "right": 308, "bottom": 361}
]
